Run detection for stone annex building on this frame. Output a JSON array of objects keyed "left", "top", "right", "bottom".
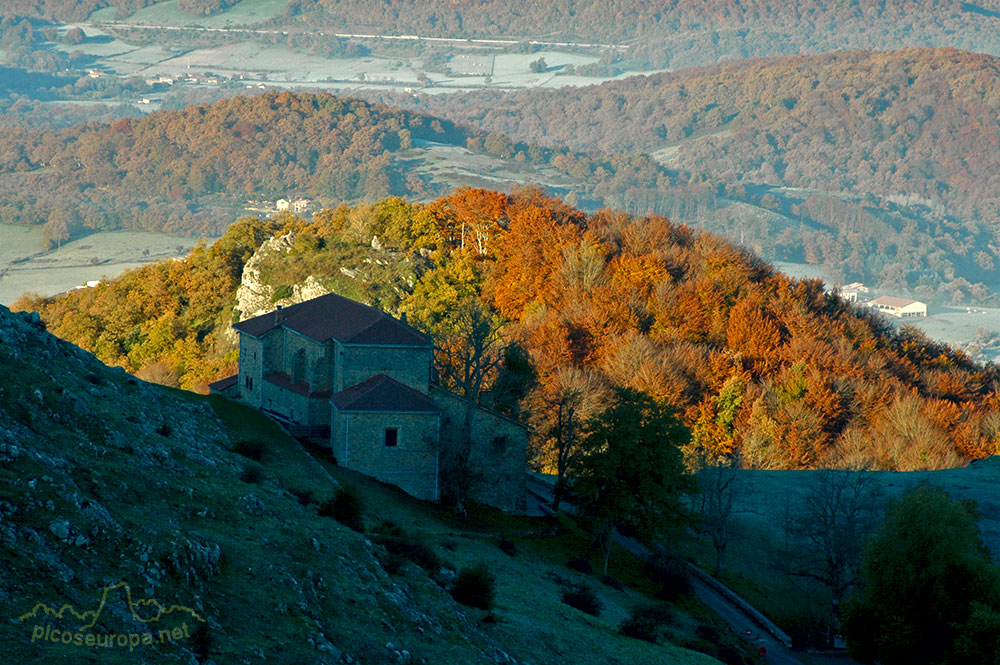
[{"left": 211, "top": 293, "right": 527, "bottom": 512}]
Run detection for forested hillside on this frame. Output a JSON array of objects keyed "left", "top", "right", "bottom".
[
  {"left": 386, "top": 48, "right": 1000, "bottom": 301},
  {"left": 8, "top": 0, "right": 1000, "bottom": 69},
  {"left": 18, "top": 189, "right": 1000, "bottom": 473},
  {"left": 0, "top": 91, "right": 669, "bottom": 241},
  {"left": 269, "top": 0, "right": 1000, "bottom": 70}
]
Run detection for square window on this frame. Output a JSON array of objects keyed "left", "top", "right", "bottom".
[{"left": 384, "top": 428, "right": 398, "bottom": 447}]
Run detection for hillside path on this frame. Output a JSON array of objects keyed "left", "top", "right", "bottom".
[{"left": 525, "top": 473, "right": 804, "bottom": 665}]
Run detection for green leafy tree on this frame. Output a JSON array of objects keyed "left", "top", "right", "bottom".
[
  {"left": 572, "top": 387, "right": 696, "bottom": 575},
  {"left": 843, "top": 484, "right": 1000, "bottom": 665}
]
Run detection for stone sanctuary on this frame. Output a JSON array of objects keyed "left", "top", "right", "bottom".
[{"left": 211, "top": 293, "right": 527, "bottom": 512}]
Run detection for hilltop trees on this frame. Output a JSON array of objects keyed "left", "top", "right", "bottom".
[
  {"left": 17, "top": 188, "right": 1000, "bottom": 473},
  {"left": 843, "top": 485, "right": 1000, "bottom": 665}
]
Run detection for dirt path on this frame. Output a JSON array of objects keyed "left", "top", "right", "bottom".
[{"left": 525, "top": 472, "right": 805, "bottom": 664}]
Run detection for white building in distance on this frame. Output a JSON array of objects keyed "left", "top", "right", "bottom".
[{"left": 869, "top": 296, "right": 927, "bottom": 318}]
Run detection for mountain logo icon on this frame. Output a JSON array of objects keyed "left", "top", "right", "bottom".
[{"left": 18, "top": 582, "right": 204, "bottom": 630}]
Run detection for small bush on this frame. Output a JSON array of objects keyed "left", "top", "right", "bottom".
[
  {"left": 191, "top": 623, "right": 212, "bottom": 663},
  {"left": 561, "top": 584, "right": 602, "bottom": 616},
  {"left": 451, "top": 563, "right": 496, "bottom": 610},
  {"left": 567, "top": 557, "right": 593, "bottom": 575},
  {"left": 233, "top": 439, "right": 265, "bottom": 461},
  {"left": 271, "top": 285, "right": 294, "bottom": 302},
  {"left": 644, "top": 551, "right": 692, "bottom": 601},
  {"left": 620, "top": 604, "right": 674, "bottom": 643},
  {"left": 240, "top": 463, "right": 264, "bottom": 484},
  {"left": 319, "top": 486, "right": 365, "bottom": 532},
  {"left": 290, "top": 487, "right": 315, "bottom": 506},
  {"left": 156, "top": 423, "right": 173, "bottom": 437},
  {"left": 372, "top": 520, "right": 404, "bottom": 538},
  {"left": 375, "top": 534, "right": 442, "bottom": 572},
  {"left": 601, "top": 575, "right": 624, "bottom": 590},
  {"left": 499, "top": 537, "right": 518, "bottom": 557}
]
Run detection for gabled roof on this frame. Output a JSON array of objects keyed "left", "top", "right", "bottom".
[
  {"left": 330, "top": 374, "right": 442, "bottom": 414},
  {"left": 207, "top": 374, "right": 237, "bottom": 392},
  {"left": 233, "top": 293, "right": 431, "bottom": 346},
  {"left": 871, "top": 296, "right": 922, "bottom": 308},
  {"left": 264, "top": 372, "right": 332, "bottom": 398}
]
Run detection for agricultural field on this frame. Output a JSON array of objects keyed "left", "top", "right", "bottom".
[{"left": 0, "top": 227, "right": 205, "bottom": 305}]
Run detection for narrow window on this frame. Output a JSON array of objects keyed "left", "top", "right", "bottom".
[{"left": 384, "top": 428, "right": 398, "bottom": 447}]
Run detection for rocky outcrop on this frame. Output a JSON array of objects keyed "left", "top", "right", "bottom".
[{"left": 234, "top": 232, "right": 330, "bottom": 325}]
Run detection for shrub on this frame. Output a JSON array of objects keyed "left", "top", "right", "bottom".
[
  {"left": 271, "top": 285, "right": 294, "bottom": 302},
  {"left": 644, "top": 551, "right": 692, "bottom": 601},
  {"left": 451, "top": 563, "right": 496, "bottom": 610},
  {"left": 620, "top": 604, "right": 674, "bottom": 643},
  {"left": 319, "top": 485, "right": 365, "bottom": 532},
  {"left": 191, "top": 623, "right": 212, "bottom": 663},
  {"left": 233, "top": 439, "right": 265, "bottom": 461},
  {"left": 561, "top": 584, "right": 602, "bottom": 616},
  {"left": 567, "top": 557, "right": 593, "bottom": 574},
  {"left": 289, "top": 487, "right": 315, "bottom": 506},
  {"left": 499, "top": 537, "right": 518, "bottom": 557},
  {"left": 374, "top": 533, "right": 442, "bottom": 572},
  {"left": 240, "top": 463, "right": 264, "bottom": 484}
]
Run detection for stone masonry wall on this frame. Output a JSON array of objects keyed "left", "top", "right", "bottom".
[
  {"left": 338, "top": 346, "right": 432, "bottom": 393},
  {"left": 431, "top": 386, "right": 527, "bottom": 513},
  {"left": 331, "top": 409, "right": 440, "bottom": 501}
]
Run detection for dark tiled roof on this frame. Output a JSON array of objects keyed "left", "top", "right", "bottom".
[
  {"left": 208, "top": 374, "right": 237, "bottom": 391},
  {"left": 233, "top": 293, "right": 431, "bottom": 346},
  {"left": 331, "top": 374, "right": 442, "bottom": 414},
  {"left": 264, "top": 372, "right": 332, "bottom": 398}
]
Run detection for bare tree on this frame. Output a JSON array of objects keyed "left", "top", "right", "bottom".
[
  {"left": 776, "top": 469, "right": 883, "bottom": 648},
  {"left": 436, "top": 298, "right": 507, "bottom": 513},
  {"left": 694, "top": 453, "right": 748, "bottom": 577}
]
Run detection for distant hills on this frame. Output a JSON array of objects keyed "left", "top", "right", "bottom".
[
  {"left": 0, "top": 91, "right": 668, "bottom": 240},
  {"left": 386, "top": 48, "right": 1000, "bottom": 301},
  {"left": 8, "top": 0, "right": 1000, "bottom": 70}
]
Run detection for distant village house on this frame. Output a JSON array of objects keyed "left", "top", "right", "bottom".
[
  {"left": 210, "top": 294, "right": 527, "bottom": 512},
  {"left": 839, "top": 282, "right": 869, "bottom": 303},
  {"left": 868, "top": 295, "right": 927, "bottom": 318}
]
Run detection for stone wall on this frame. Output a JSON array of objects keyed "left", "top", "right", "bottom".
[
  {"left": 431, "top": 386, "right": 527, "bottom": 513},
  {"left": 339, "top": 345, "right": 433, "bottom": 393},
  {"left": 331, "top": 409, "right": 441, "bottom": 501},
  {"left": 238, "top": 335, "right": 264, "bottom": 408},
  {"left": 280, "top": 329, "right": 334, "bottom": 394}
]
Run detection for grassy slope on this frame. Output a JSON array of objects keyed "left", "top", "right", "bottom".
[
  {"left": 0, "top": 305, "right": 725, "bottom": 665},
  {"left": 682, "top": 461, "right": 1000, "bottom": 646}
]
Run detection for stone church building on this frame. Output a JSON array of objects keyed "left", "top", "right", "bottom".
[{"left": 211, "top": 293, "right": 526, "bottom": 512}]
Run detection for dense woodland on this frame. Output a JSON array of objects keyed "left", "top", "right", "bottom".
[
  {"left": 17, "top": 189, "right": 1000, "bottom": 472},
  {"left": 374, "top": 48, "right": 1000, "bottom": 301},
  {"left": 0, "top": 91, "right": 673, "bottom": 241},
  {"left": 7, "top": 0, "right": 1000, "bottom": 69}
]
